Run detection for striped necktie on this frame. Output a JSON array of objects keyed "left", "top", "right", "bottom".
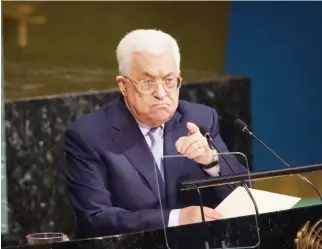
[{"left": 148, "top": 127, "right": 164, "bottom": 181}]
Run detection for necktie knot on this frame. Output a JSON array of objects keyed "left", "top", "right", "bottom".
[
  {"left": 149, "top": 127, "right": 159, "bottom": 133},
  {"left": 148, "top": 127, "right": 162, "bottom": 145}
]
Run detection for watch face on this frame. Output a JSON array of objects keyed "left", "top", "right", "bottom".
[{"left": 212, "top": 149, "right": 219, "bottom": 161}]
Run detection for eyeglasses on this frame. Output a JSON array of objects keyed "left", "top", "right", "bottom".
[{"left": 123, "top": 75, "right": 182, "bottom": 94}]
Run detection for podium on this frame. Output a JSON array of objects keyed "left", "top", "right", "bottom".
[
  {"left": 3, "top": 162, "right": 322, "bottom": 249},
  {"left": 2, "top": 204, "right": 321, "bottom": 249}
]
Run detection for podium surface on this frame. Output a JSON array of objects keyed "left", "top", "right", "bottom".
[{"left": 3, "top": 204, "right": 321, "bottom": 249}]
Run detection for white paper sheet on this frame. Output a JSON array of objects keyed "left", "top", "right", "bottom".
[{"left": 215, "top": 186, "right": 301, "bottom": 219}]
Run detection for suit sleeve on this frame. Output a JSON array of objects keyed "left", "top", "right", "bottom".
[
  {"left": 64, "top": 128, "right": 170, "bottom": 238},
  {"left": 208, "top": 108, "right": 250, "bottom": 200}
]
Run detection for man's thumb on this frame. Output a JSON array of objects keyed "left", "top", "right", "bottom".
[{"left": 187, "top": 122, "right": 199, "bottom": 135}]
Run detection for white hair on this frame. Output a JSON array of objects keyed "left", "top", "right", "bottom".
[{"left": 116, "top": 29, "right": 181, "bottom": 76}]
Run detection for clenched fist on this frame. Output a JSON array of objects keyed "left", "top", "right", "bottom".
[{"left": 175, "top": 122, "right": 214, "bottom": 165}]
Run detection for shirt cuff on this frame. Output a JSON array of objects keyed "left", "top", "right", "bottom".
[
  {"left": 204, "top": 164, "right": 220, "bottom": 176},
  {"left": 168, "top": 209, "right": 181, "bottom": 227}
]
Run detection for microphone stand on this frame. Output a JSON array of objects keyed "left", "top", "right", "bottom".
[
  {"left": 234, "top": 119, "right": 322, "bottom": 203},
  {"left": 189, "top": 131, "right": 261, "bottom": 249}
]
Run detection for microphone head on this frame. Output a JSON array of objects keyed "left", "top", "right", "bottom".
[{"left": 234, "top": 119, "right": 248, "bottom": 132}]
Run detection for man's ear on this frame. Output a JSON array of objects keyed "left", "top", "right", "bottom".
[
  {"left": 178, "top": 71, "right": 182, "bottom": 82},
  {"left": 116, "top": 76, "right": 127, "bottom": 96}
]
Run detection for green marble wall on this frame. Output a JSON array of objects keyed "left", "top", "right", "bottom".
[
  {"left": 1, "top": 106, "right": 7, "bottom": 234},
  {"left": 2, "top": 50, "right": 8, "bottom": 233}
]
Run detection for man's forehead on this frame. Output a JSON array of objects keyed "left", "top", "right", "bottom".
[{"left": 141, "top": 71, "right": 176, "bottom": 78}]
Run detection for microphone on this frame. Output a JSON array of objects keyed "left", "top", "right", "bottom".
[
  {"left": 200, "top": 128, "right": 238, "bottom": 175},
  {"left": 234, "top": 119, "right": 322, "bottom": 202},
  {"left": 198, "top": 127, "right": 262, "bottom": 249},
  {"left": 199, "top": 127, "right": 260, "bottom": 216}
]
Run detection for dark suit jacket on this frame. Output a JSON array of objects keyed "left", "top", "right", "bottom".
[{"left": 64, "top": 97, "right": 248, "bottom": 238}]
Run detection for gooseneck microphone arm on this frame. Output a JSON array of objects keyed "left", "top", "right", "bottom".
[
  {"left": 234, "top": 119, "right": 322, "bottom": 203},
  {"left": 235, "top": 121, "right": 290, "bottom": 168},
  {"left": 201, "top": 128, "right": 261, "bottom": 246},
  {"left": 203, "top": 132, "right": 259, "bottom": 211}
]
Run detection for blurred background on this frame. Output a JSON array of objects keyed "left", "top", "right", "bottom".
[
  {"left": 1, "top": 1, "right": 322, "bottom": 246},
  {"left": 3, "top": 1, "right": 230, "bottom": 99}
]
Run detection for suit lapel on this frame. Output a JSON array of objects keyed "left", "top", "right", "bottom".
[{"left": 108, "top": 98, "right": 166, "bottom": 205}]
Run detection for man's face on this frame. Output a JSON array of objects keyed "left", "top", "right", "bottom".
[{"left": 117, "top": 52, "right": 180, "bottom": 127}]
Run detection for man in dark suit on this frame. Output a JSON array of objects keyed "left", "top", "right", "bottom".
[{"left": 64, "top": 29, "right": 248, "bottom": 238}]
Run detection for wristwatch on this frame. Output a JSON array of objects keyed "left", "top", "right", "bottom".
[{"left": 202, "top": 149, "right": 219, "bottom": 169}]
